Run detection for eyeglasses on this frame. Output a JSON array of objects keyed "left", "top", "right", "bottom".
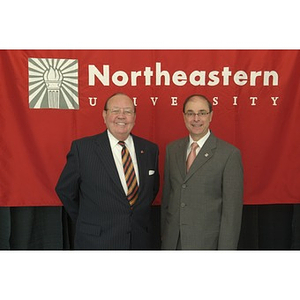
[
  {"left": 106, "top": 108, "right": 135, "bottom": 116},
  {"left": 184, "top": 111, "right": 211, "bottom": 118}
]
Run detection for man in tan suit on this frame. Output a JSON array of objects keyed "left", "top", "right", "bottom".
[{"left": 161, "top": 94, "right": 243, "bottom": 250}]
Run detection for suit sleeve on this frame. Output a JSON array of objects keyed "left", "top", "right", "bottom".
[
  {"left": 55, "top": 141, "right": 81, "bottom": 223},
  {"left": 218, "top": 148, "right": 244, "bottom": 249}
]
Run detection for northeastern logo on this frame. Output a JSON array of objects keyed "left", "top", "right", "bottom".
[{"left": 28, "top": 58, "right": 79, "bottom": 109}]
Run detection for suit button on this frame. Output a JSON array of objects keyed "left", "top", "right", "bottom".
[
  {"left": 182, "top": 184, "right": 187, "bottom": 189},
  {"left": 181, "top": 203, "right": 186, "bottom": 208}
]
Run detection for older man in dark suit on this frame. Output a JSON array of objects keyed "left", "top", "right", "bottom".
[
  {"left": 161, "top": 94, "right": 243, "bottom": 250},
  {"left": 56, "top": 93, "right": 159, "bottom": 250}
]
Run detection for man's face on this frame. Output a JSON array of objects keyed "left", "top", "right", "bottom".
[
  {"left": 183, "top": 96, "right": 213, "bottom": 141},
  {"left": 102, "top": 94, "right": 136, "bottom": 141}
]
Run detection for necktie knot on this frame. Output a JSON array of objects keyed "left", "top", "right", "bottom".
[
  {"left": 191, "top": 142, "right": 198, "bottom": 151},
  {"left": 118, "top": 141, "right": 125, "bottom": 148}
]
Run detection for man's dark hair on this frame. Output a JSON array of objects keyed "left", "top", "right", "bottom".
[{"left": 183, "top": 94, "right": 212, "bottom": 113}]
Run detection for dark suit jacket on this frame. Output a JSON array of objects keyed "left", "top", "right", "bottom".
[
  {"left": 55, "top": 131, "right": 159, "bottom": 250},
  {"left": 161, "top": 132, "right": 243, "bottom": 250}
]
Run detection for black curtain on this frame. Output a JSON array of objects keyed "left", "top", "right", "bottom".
[
  {"left": 238, "top": 204, "right": 300, "bottom": 249},
  {"left": 1, "top": 204, "right": 300, "bottom": 250},
  {"left": 0, "top": 207, "right": 67, "bottom": 250}
]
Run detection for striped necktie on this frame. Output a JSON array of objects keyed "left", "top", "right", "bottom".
[{"left": 118, "top": 141, "right": 139, "bottom": 207}]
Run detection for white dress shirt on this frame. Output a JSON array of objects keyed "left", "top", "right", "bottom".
[
  {"left": 107, "top": 130, "right": 140, "bottom": 194},
  {"left": 186, "top": 130, "right": 211, "bottom": 160}
]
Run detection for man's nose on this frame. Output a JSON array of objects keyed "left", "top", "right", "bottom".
[{"left": 193, "top": 114, "right": 201, "bottom": 121}]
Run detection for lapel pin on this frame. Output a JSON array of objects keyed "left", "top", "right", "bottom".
[
  {"left": 141, "top": 150, "right": 144, "bottom": 154},
  {"left": 205, "top": 153, "right": 209, "bottom": 157}
]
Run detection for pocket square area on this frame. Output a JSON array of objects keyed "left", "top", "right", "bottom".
[{"left": 148, "top": 170, "right": 155, "bottom": 175}]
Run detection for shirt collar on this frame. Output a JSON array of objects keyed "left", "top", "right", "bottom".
[
  {"left": 107, "top": 129, "right": 133, "bottom": 147},
  {"left": 188, "top": 130, "right": 211, "bottom": 149}
]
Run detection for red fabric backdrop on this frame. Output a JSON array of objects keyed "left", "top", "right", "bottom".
[{"left": 1, "top": 50, "right": 299, "bottom": 206}]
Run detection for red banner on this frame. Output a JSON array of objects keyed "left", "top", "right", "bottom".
[{"left": 1, "top": 50, "right": 299, "bottom": 206}]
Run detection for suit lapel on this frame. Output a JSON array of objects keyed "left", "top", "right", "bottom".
[
  {"left": 94, "top": 131, "right": 125, "bottom": 195},
  {"left": 175, "top": 137, "right": 189, "bottom": 180},
  {"left": 185, "top": 133, "right": 217, "bottom": 182}
]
